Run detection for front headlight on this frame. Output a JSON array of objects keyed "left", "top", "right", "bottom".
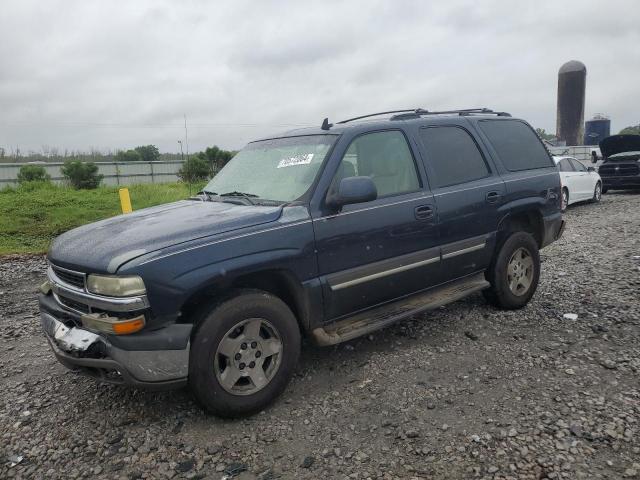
[{"left": 86, "top": 274, "right": 146, "bottom": 297}]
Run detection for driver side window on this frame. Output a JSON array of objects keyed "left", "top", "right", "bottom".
[{"left": 332, "top": 130, "right": 420, "bottom": 197}]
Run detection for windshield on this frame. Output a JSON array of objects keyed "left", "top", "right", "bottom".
[{"left": 204, "top": 135, "right": 336, "bottom": 203}]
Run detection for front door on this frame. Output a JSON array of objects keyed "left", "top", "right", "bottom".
[
  {"left": 313, "top": 129, "right": 440, "bottom": 321},
  {"left": 417, "top": 124, "right": 505, "bottom": 281}
]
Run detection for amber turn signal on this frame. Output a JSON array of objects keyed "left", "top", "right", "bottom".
[
  {"left": 112, "top": 316, "right": 145, "bottom": 335},
  {"left": 81, "top": 313, "right": 145, "bottom": 335}
]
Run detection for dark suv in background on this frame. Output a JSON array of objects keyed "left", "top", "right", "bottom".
[
  {"left": 39, "top": 108, "right": 564, "bottom": 416},
  {"left": 598, "top": 134, "right": 640, "bottom": 193}
]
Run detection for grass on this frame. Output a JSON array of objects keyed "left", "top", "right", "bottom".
[{"left": 0, "top": 181, "right": 205, "bottom": 255}]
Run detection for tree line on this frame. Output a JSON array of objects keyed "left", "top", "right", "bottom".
[
  {"left": 10, "top": 144, "right": 236, "bottom": 190},
  {"left": 0, "top": 144, "right": 236, "bottom": 166}
]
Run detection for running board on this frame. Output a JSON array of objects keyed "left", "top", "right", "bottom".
[{"left": 312, "top": 273, "right": 489, "bottom": 346}]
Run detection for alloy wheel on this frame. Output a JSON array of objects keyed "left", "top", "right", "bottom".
[
  {"left": 214, "top": 318, "right": 283, "bottom": 395},
  {"left": 507, "top": 247, "right": 534, "bottom": 296}
]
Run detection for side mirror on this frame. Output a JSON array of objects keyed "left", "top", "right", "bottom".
[
  {"left": 327, "top": 176, "right": 377, "bottom": 209},
  {"left": 587, "top": 166, "right": 596, "bottom": 172}
]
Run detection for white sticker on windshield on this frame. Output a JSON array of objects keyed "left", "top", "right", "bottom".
[{"left": 277, "top": 153, "right": 314, "bottom": 168}]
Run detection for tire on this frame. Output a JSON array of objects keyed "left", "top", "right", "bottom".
[
  {"left": 601, "top": 186, "right": 608, "bottom": 194},
  {"left": 592, "top": 182, "right": 602, "bottom": 203},
  {"left": 482, "top": 232, "right": 540, "bottom": 310},
  {"left": 189, "top": 290, "right": 301, "bottom": 417},
  {"left": 561, "top": 188, "right": 569, "bottom": 212}
]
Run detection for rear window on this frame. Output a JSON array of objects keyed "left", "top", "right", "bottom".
[
  {"left": 479, "top": 120, "right": 554, "bottom": 171},
  {"left": 419, "top": 126, "right": 490, "bottom": 188}
]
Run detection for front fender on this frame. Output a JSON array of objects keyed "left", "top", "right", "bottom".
[{"left": 118, "top": 216, "right": 317, "bottom": 329}]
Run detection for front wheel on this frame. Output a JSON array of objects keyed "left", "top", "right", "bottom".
[
  {"left": 189, "top": 290, "right": 301, "bottom": 417},
  {"left": 483, "top": 232, "right": 540, "bottom": 310},
  {"left": 592, "top": 182, "right": 602, "bottom": 203},
  {"left": 561, "top": 188, "right": 569, "bottom": 212}
]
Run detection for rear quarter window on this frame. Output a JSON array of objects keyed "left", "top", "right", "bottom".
[{"left": 479, "top": 120, "right": 554, "bottom": 171}]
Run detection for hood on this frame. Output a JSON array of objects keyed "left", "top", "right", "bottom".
[
  {"left": 48, "top": 200, "right": 283, "bottom": 273},
  {"left": 599, "top": 135, "right": 640, "bottom": 159}
]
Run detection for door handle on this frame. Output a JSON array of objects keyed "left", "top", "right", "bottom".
[
  {"left": 414, "top": 205, "right": 434, "bottom": 220},
  {"left": 485, "top": 191, "right": 502, "bottom": 203}
]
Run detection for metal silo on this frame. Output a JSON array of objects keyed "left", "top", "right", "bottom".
[
  {"left": 556, "top": 60, "right": 587, "bottom": 146},
  {"left": 584, "top": 114, "right": 611, "bottom": 146}
]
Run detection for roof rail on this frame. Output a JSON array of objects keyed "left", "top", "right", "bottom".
[
  {"left": 336, "top": 109, "right": 418, "bottom": 124},
  {"left": 336, "top": 108, "right": 511, "bottom": 124}
]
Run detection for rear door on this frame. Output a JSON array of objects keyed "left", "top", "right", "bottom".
[
  {"left": 569, "top": 158, "right": 592, "bottom": 200},
  {"left": 416, "top": 123, "right": 505, "bottom": 281}
]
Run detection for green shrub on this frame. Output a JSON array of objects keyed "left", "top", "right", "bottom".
[
  {"left": 17, "top": 164, "right": 51, "bottom": 184},
  {"left": 134, "top": 145, "right": 160, "bottom": 162},
  {"left": 61, "top": 160, "right": 103, "bottom": 189},
  {"left": 115, "top": 149, "right": 142, "bottom": 162},
  {"left": 178, "top": 156, "right": 211, "bottom": 183}
]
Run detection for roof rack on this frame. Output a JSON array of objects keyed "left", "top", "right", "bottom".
[{"left": 336, "top": 108, "right": 511, "bottom": 124}]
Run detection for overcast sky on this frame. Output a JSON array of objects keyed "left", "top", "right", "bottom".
[{"left": 1, "top": 0, "right": 639, "bottom": 155}]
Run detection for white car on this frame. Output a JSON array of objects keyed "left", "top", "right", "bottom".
[{"left": 553, "top": 156, "right": 602, "bottom": 212}]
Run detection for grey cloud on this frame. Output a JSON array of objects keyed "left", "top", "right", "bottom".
[{"left": 0, "top": 0, "right": 639, "bottom": 154}]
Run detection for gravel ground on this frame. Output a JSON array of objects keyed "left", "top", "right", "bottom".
[{"left": 1, "top": 192, "right": 639, "bottom": 480}]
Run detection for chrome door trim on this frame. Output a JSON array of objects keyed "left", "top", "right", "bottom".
[
  {"left": 327, "top": 246, "right": 440, "bottom": 291},
  {"left": 441, "top": 242, "right": 486, "bottom": 260},
  {"left": 331, "top": 256, "right": 440, "bottom": 291},
  {"left": 325, "top": 233, "right": 492, "bottom": 291}
]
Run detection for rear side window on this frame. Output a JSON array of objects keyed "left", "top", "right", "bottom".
[
  {"left": 419, "top": 126, "right": 490, "bottom": 188},
  {"left": 569, "top": 158, "right": 587, "bottom": 172},
  {"left": 557, "top": 159, "right": 574, "bottom": 172},
  {"left": 479, "top": 120, "right": 554, "bottom": 171}
]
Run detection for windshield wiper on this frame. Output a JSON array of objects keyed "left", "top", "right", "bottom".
[
  {"left": 196, "top": 190, "right": 217, "bottom": 201},
  {"left": 220, "top": 191, "right": 258, "bottom": 205}
]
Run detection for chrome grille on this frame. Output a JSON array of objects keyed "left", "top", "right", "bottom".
[
  {"left": 51, "top": 265, "right": 85, "bottom": 289},
  {"left": 57, "top": 294, "right": 90, "bottom": 314},
  {"left": 599, "top": 163, "right": 639, "bottom": 177}
]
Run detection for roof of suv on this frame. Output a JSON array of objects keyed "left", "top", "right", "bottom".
[{"left": 253, "top": 108, "right": 516, "bottom": 142}]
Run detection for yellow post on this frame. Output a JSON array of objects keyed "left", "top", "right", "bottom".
[{"left": 119, "top": 188, "right": 132, "bottom": 214}]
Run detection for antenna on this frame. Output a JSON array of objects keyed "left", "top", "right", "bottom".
[
  {"left": 321, "top": 118, "right": 333, "bottom": 130},
  {"left": 183, "top": 114, "right": 189, "bottom": 158},
  {"left": 184, "top": 114, "right": 191, "bottom": 196}
]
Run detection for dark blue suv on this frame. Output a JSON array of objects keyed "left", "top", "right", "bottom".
[{"left": 39, "top": 108, "right": 565, "bottom": 416}]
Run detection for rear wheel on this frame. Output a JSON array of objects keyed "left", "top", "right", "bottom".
[
  {"left": 483, "top": 232, "right": 540, "bottom": 310},
  {"left": 592, "top": 182, "right": 602, "bottom": 203},
  {"left": 601, "top": 186, "right": 608, "bottom": 194},
  {"left": 561, "top": 188, "right": 569, "bottom": 212},
  {"left": 189, "top": 290, "right": 301, "bottom": 417}
]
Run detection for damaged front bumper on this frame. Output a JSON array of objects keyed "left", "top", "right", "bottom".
[{"left": 39, "top": 275, "right": 191, "bottom": 390}]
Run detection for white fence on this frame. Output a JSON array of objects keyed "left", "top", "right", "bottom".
[
  {"left": 0, "top": 160, "right": 186, "bottom": 187},
  {"left": 547, "top": 145, "right": 601, "bottom": 164}
]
